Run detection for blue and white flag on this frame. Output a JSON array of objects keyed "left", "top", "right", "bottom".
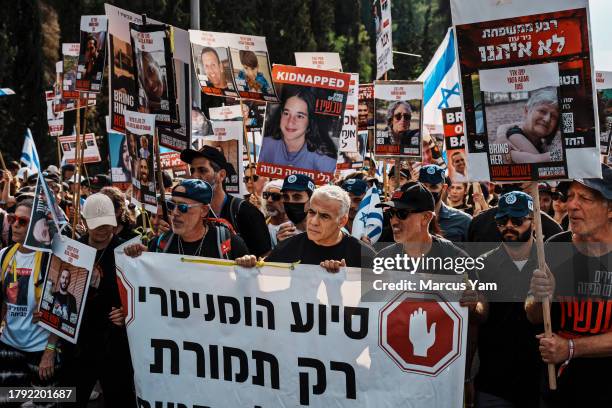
[
  {"left": 351, "top": 186, "right": 384, "bottom": 244},
  {"left": 417, "top": 28, "right": 462, "bottom": 135},
  {"left": 21, "top": 129, "right": 41, "bottom": 173},
  {"left": 0, "top": 88, "right": 15, "bottom": 96}
]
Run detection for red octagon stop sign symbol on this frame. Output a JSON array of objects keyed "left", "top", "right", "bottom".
[{"left": 379, "top": 291, "right": 463, "bottom": 376}]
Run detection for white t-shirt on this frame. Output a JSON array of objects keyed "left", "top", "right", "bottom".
[
  {"left": 513, "top": 259, "right": 529, "bottom": 271},
  {"left": 1, "top": 248, "right": 49, "bottom": 352},
  {"left": 268, "top": 223, "right": 282, "bottom": 249}
]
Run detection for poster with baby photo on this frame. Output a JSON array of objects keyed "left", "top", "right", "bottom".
[
  {"left": 227, "top": 33, "right": 278, "bottom": 102},
  {"left": 38, "top": 234, "right": 95, "bottom": 344}
]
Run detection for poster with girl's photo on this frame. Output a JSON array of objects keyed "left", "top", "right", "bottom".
[
  {"left": 38, "top": 234, "right": 95, "bottom": 344},
  {"left": 596, "top": 71, "right": 612, "bottom": 156},
  {"left": 189, "top": 30, "right": 239, "bottom": 98},
  {"left": 76, "top": 15, "right": 108, "bottom": 92},
  {"left": 227, "top": 34, "right": 278, "bottom": 102},
  {"left": 452, "top": 0, "right": 600, "bottom": 181},
  {"left": 258, "top": 65, "right": 350, "bottom": 185},
  {"left": 125, "top": 111, "right": 157, "bottom": 212},
  {"left": 62, "top": 43, "right": 81, "bottom": 100},
  {"left": 129, "top": 22, "right": 179, "bottom": 128},
  {"left": 374, "top": 81, "right": 423, "bottom": 158}
]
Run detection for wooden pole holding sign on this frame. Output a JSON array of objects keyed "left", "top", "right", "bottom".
[
  {"left": 71, "top": 99, "right": 83, "bottom": 239},
  {"left": 530, "top": 182, "right": 557, "bottom": 390},
  {"left": 0, "top": 150, "right": 7, "bottom": 171}
]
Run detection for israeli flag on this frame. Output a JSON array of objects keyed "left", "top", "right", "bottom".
[
  {"left": 351, "top": 186, "right": 384, "bottom": 244},
  {"left": 0, "top": 88, "right": 15, "bottom": 96},
  {"left": 417, "top": 28, "right": 462, "bottom": 135},
  {"left": 21, "top": 128, "right": 41, "bottom": 173}
]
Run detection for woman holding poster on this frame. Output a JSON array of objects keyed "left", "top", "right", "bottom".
[{"left": 259, "top": 86, "right": 338, "bottom": 173}]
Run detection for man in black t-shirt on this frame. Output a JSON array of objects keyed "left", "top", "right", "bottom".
[
  {"left": 527, "top": 165, "right": 612, "bottom": 407},
  {"left": 180, "top": 145, "right": 271, "bottom": 257},
  {"left": 236, "top": 185, "right": 375, "bottom": 271},
  {"left": 125, "top": 179, "right": 248, "bottom": 259},
  {"left": 50, "top": 269, "right": 77, "bottom": 321},
  {"left": 476, "top": 191, "right": 542, "bottom": 408}
]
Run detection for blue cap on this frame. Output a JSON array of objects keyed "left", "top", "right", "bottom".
[
  {"left": 496, "top": 191, "right": 533, "bottom": 219},
  {"left": 341, "top": 179, "right": 368, "bottom": 196},
  {"left": 419, "top": 165, "right": 445, "bottom": 185},
  {"left": 281, "top": 174, "right": 315, "bottom": 194},
  {"left": 172, "top": 179, "right": 213, "bottom": 205}
]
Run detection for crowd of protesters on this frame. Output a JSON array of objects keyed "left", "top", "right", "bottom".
[{"left": 0, "top": 147, "right": 610, "bottom": 408}]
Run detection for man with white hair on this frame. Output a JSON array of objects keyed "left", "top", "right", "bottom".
[
  {"left": 263, "top": 179, "right": 288, "bottom": 249},
  {"left": 236, "top": 184, "right": 375, "bottom": 270}
]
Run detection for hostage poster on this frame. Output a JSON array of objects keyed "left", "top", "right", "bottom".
[
  {"left": 189, "top": 31, "right": 239, "bottom": 98},
  {"left": 106, "top": 4, "right": 191, "bottom": 151},
  {"left": 374, "top": 81, "right": 423, "bottom": 158},
  {"left": 442, "top": 107, "right": 468, "bottom": 183},
  {"left": 24, "top": 176, "right": 67, "bottom": 253},
  {"left": 108, "top": 117, "right": 132, "bottom": 189},
  {"left": 451, "top": 0, "right": 601, "bottom": 181},
  {"left": 53, "top": 62, "right": 96, "bottom": 114},
  {"left": 129, "top": 22, "right": 179, "bottom": 128},
  {"left": 38, "top": 234, "right": 95, "bottom": 344},
  {"left": 45, "top": 91, "right": 64, "bottom": 137},
  {"left": 373, "top": 0, "right": 393, "bottom": 79},
  {"left": 59, "top": 133, "right": 102, "bottom": 164},
  {"left": 76, "top": 15, "right": 108, "bottom": 93},
  {"left": 258, "top": 65, "right": 349, "bottom": 184},
  {"left": 208, "top": 105, "right": 245, "bottom": 196},
  {"left": 125, "top": 111, "right": 157, "bottom": 213},
  {"left": 295, "top": 52, "right": 343, "bottom": 72},
  {"left": 337, "top": 73, "right": 364, "bottom": 170},
  {"left": 596, "top": 71, "right": 612, "bottom": 156},
  {"left": 115, "top": 250, "right": 469, "bottom": 408},
  {"left": 62, "top": 43, "right": 81, "bottom": 100}
]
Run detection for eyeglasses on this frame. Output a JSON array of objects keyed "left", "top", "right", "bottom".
[
  {"left": 393, "top": 113, "right": 411, "bottom": 121},
  {"left": 166, "top": 200, "right": 203, "bottom": 214},
  {"left": 495, "top": 216, "right": 532, "bottom": 227},
  {"left": 8, "top": 214, "right": 30, "bottom": 227},
  {"left": 262, "top": 191, "right": 282, "bottom": 201},
  {"left": 244, "top": 175, "right": 259, "bottom": 183},
  {"left": 386, "top": 207, "right": 416, "bottom": 220}
]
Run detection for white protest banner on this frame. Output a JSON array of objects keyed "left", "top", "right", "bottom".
[
  {"left": 373, "top": 0, "right": 393, "bottom": 79},
  {"left": 295, "top": 52, "right": 343, "bottom": 72},
  {"left": 374, "top": 81, "right": 424, "bottom": 158},
  {"left": 59, "top": 133, "right": 102, "bottom": 164},
  {"left": 596, "top": 71, "right": 612, "bottom": 156},
  {"left": 451, "top": 0, "right": 601, "bottom": 181},
  {"left": 115, "top": 251, "right": 468, "bottom": 407},
  {"left": 38, "top": 234, "right": 95, "bottom": 344}
]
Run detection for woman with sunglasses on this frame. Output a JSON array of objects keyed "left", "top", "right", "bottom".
[
  {"left": 551, "top": 188, "right": 569, "bottom": 230},
  {"left": 0, "top": 199, "right": 60, "bottom": 398},
  {"left": 385, "top": 101, "right": 421, "bottom": 155}
]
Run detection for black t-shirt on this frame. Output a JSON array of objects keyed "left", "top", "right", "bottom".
[
  {"left": 475, "top": 245, "right": 542, "bottom": 407},
  {"left": 148, "top": 226, "right": 249, "bottom": 260},
  {"left": 543, "top": 230, "right": 612, "bottom": 405},
  {"left": 220, "top": 195, "right": 271, "bottom": 257},
  {"left": 50, "top": 291, "right": 77, "bottom": 321},
  {"left": 466, "top": 206, "right": 562, "bottom": 256},
  {"left": 266, "top": 232, "right": 375, "bottom": 267}
]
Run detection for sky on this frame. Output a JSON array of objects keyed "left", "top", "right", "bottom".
[{"left": 589, "top": 0, "right": 612, "bottom": 71}]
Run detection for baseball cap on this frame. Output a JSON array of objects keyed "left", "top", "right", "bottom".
[
  {"left": 180, "top": 146, "right": 236, "bottom": 176},
  {"left": 82, "top": 193, "right": 117, "bottom": 230},
  {"left": 90, "top": 174, "right": 112, "bottom": 190},
  {"left": 496, "top": 191, "right": 533, "bottom": 219},
  {"left": 419, "top": 165, "right": 445, "bottom": 185},
  {"left": 281, "top": 174, "right": 315, "bottom": 194},
  {"left": 388, "top": 166, "right": 410, "bottom": 179},
  {"left": 538, "top": 182, "right": 552, "bottom": 194},
  {"left": 376, "top": 182, "right": 435, "bottom": 212},
  {"left": 341, "top": 178, "right": 368, "bottom": 196},
  {"left": 573, "top": 163, "right": 612, "bottom": 200},
  {"left": 171, "top": 179, "right": 213, "bottom": 205}
]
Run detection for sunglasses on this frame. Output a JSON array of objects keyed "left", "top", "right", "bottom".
[
  {"left": 393, "top": 113, "right": 411, "bottom": 121},
  {"left": 166, "top": 200, "right": 203, "bottom": 214},
  {"left": 8, "top": 214, "right": 30, "bottom": 227},
  {"left": 244, "top": 175, "right": 259, "bottom": 183},
  {"left": 495, "top": 216, "right": 532, "bottom": 227},
  {"left": 386, "top": 207, "right": 416, "bottom": 220},
  {"left": 262, "top": 191, "right": 282, "bottom": 201}
]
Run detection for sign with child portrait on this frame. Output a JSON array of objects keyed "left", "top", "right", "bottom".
[
  {"left": 38, "top": 234, "right": 95, "bottom": 344},
  {"left": 451, "top": 0, "right": 601, "bottom": 181}
]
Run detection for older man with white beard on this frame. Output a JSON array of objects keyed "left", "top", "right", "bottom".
[{"left": 262, "top": 179, "right": 288, "bottom": 249}]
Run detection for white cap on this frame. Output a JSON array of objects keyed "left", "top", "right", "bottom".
[{"left": 82, "top": 193, "right": 117, "bottom": 230}]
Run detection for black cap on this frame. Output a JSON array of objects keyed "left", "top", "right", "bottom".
[
  {"left": 90, "top": 174, "right": 112, "bottom": 189},
  {"left": 180, "top": 146, "right": 236, "bottom": 176},
  {"left": 281, "top": 174, "right": 315, "bottom": 194},
  {"left": 574, "top": 163, "right": 612, "bottom": 200},
  {"left": 388, "top": 166, "right": 410, "bottom": 179},
  {"left": 419, "top": 164, "right": 445, "bottom": 185},
  {"left": 341, "top": 178, "right": 368, "bottom": 196},
  {"left": 376, "top": 182, "right": 435, "bottom": 212},
  {"left": 61, "top": 164, "right": 75, "bottom": 172},
  {"left": 162, "top": 170, "right": 173, "bottom": 189}
]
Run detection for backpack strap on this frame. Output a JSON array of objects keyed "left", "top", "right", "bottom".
[
  {"left": 229, "top": 195, "right": 244, "bottom": 234},
  {"left": 0, "top": 244, "right": 20, "bottom": 286},
  {"left": 33, "top": 251, "right": 48, "bottom": 304},
  {"left": 215, "top": 224, "right": 232, "bottom": 260},
  {"left": 155, "top": 231, "right": 175, "bottom": 253}
]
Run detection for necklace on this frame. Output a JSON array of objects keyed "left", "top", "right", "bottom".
[{"left": 177, "top": 234, "right": 206, "bottom": 257}]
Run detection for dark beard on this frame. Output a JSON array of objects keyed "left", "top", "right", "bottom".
[{"left": 501, "top": 228, "right": 532, "bottom": 244}]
